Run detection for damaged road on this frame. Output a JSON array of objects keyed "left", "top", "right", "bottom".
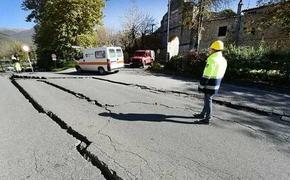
[
  {"left": 4, "top": 72, "right": 290, "bottom": 180},
  {"left": 0, "top": 76, "right": 105, "bottom": 180}
]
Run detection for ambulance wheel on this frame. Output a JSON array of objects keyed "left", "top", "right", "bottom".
[
  {"left": 98, "top": 67, "right": 106, "bottom": 75},
  {"left": 75, "top": 66, "right": 82, "bottom": 72}
]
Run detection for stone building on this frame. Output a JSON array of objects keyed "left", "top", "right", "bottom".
[
  {"left": 160, "top": 0, "right": 192, "bottom": 54},
  {"left": 239, "top": 5, "right": 290, "bottom": 48},
  {"left": 159, "top": 0, "right": 290, "bottom": 55}
]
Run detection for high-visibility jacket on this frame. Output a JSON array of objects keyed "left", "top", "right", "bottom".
[{"left": 198, "top": 51, "right": 227, "bottom": 94}]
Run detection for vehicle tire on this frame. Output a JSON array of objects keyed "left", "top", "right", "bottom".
[
  {"left": 75, "top": 65, "right": 82, "bottom": 72},
  {"left": 98, "top": 67, "right": 106, "bottom": 75}
]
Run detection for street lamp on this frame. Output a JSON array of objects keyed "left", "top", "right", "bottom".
[{"left": 22, "top": 45, "right": 34, "bottom": 73}]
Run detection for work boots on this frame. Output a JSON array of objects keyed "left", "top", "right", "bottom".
[
  {"left": 193, "top": 113, "right": 205, "bottom": 119},
  {"left": 193, "top": 113, "right": 210, "bottom": 125},
  {"left": 193, "top": 119, "right": 210, "bottom": 125}
]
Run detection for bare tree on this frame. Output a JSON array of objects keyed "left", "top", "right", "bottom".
[
  {"left": 121, "top": 6, "right": 156, "bottom": 49},
  {"left": 95, "top": 26, "right": 118, "bottom": 46}
]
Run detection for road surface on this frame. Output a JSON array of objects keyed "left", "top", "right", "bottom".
[{"left": 1, "top": 69, "right": 290, "bottom": 179}]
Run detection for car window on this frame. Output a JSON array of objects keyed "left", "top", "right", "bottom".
[
  {"left": 134, "top": 52, "right": 145, "bottom": 56},
  {"left": 95, "top": 51, "right": 106, "bottom": 58},
  {"left": 116, "top": 49, "right": 123, "bottom": 58},
  {"left": 108, "top": 49, "right": 116, "bottom": 58}
]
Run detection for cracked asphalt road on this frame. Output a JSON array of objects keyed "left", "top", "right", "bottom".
[
  {"left": 0, "top": 76, "right": 104, "bottom": 180},
  {"left": 1, "top": 69, "right": 290, "bottom": 180}
]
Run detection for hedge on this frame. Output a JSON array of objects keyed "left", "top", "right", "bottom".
[
  {"left": 161, "top": 46, "right": 290, "bottom": 86},
  {"left": 224, "top": 45, "right": 290, "bottom": 84}
]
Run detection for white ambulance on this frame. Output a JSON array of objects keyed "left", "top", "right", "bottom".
[{"left": 75, "top": 47, "right": 124, "bottom": 74}]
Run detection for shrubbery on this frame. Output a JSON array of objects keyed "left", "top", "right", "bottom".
[
  {"left": 148, "top": 62, "right": 163, "bottom": 72},
  {"left": 157, "top": 45, "right": 290, "bottom": 86},
  {"left": 224, "top": 45, "right": 290, "bottom": 84},
  {"left": 164, "top": 51, "right": 207, "bottom": 77}
]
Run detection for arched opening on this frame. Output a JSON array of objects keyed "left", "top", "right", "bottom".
[{"left": 168, "top": 36, "right": 180, "bottom": 59}]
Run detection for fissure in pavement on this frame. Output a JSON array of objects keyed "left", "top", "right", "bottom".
[
  {"left": 38, "top": 80, "right": 114, "bottom": 112},
  {"left": 32, "top": 78, "right": 290, "bottom": 146},
  {"left": 10, "top": 77, "right": 122, "bottom": 180},
  {"left": 91, "top": 77, "right": 288, "bottom": 119},
  {"left": 12, "top": 75, "right": 289, "bottom": 121}
]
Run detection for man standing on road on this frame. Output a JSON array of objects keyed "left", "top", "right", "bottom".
[{"left": 194, "top": 40, "right": 227, "bottom": 125}]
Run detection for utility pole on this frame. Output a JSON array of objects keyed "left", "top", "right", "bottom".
[
  {"left": 166, "top": 0, "right": 171, "bottom": 62},
  {"left": 235, "top": 0, "right": 243, "bottom": 45},
  {"left": 194, "top": 0, "right": 204, "bottom": 52}
]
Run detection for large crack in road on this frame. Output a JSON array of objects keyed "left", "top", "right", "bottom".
[
  {"left": 38, "top": 79, "right": 195, "bottom": 112},
  {"left": 10, "top": 75, "right": 290, "bottom": 179},
  {"left": 36, "top": 78, "right": 290, "bottom": 171},
  {"left": 36, "top": 80, "right": 186, "bottom": 177},
  {"left": 90, "top": 77, "right": 288, "bottom": 119},
  {"left": 12, "top": 74, "right": 290, "bottom": 119},
  {"left": 35, "top": 79, "right": 240, "bottom": 178},
  {"left": 37, "top": 79, "right": 290, "bottom": 145},
  {"left": 10, "top": 77, "right": 122, "bottom": 180}
]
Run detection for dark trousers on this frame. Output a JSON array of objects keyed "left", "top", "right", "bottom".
[{"left": 201, "top": 93, "right": 214, "bottom": 120}]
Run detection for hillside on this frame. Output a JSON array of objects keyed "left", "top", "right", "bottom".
[
  {"left": 9, "top": 29, "right": 34, "bottom": 45},
  {"left": 0, "top": 28, "right": 34, "bottom": 59},
  {"left": 0, "top": 31, "right": 13, "bottom": 42},
  {"left": 0, "top": 28, "right": 34, "bottom": 45}
]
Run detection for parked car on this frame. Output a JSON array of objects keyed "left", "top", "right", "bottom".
[
  {"left": 21, "top": 62, "right": 33, "bottom": 72},
  {"left": 5, "top": 66, "right": 15, "bottom": 72},
  {"left": 75, "top": 46, "right": 124, "bottom": 74},
  {"left": 129, "top": 50, "right": 155, "bottom": 68}
]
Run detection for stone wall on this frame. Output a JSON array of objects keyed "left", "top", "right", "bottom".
[
  {"left": 200, "top": 17, "right": 237, "bottom": 50},
  {"left": 240, "top": 6, "right": 290, "bottom": 49}
]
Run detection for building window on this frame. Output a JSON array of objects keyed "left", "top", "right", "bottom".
[
  {"left": 218, "top": 26, "right": 227, "bottom": 37},
  {"left": 247, "top": 11, "right": 257, "bottom": 15}
]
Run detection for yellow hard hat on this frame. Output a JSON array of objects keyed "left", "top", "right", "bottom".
[{"left": 210, "top": 40, "right": 224, "bottom": 51}]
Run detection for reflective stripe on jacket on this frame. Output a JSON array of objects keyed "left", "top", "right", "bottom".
[{"left": 198, "top": 51, "right": 227, "bottom": 94}]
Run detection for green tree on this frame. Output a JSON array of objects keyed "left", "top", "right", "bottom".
[
  {"left": 217, "top": 9, "right": 237, "bottom": 17},
  {"left": 76, "top": 32, "right": 99, "bottom": 48},
  {"left": 22, "top": 0, "right": 46, "bottom": 23},
  {"left": 22, "top": 0, "right": 105, "bottom": 69}
]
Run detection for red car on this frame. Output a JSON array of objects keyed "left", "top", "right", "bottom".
[{"left": 129, "top": 50, "right": 155, "bottom": 67}]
